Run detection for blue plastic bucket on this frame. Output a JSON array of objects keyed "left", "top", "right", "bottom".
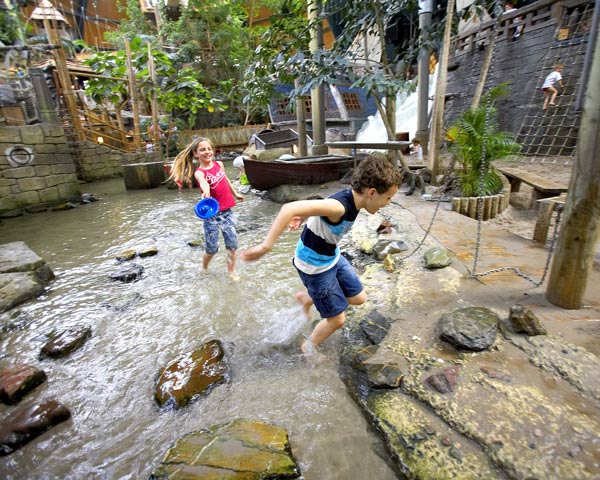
[{"left": 193, "top": 197, "right": 220, "bottom": 219}]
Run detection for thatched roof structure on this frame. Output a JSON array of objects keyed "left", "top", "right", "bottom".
[{"left": 29, "top": 0, "right": 70, "bottom": 26}]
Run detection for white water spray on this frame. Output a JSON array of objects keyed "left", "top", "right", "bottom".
[
  {"left": 260, "top": 305, "right": 310, "bottom": 349},
  {"left": 356, "top": 67, "right": 438, "bottom": 143}
]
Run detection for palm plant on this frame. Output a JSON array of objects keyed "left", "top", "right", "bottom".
[{"left": 445, "top": 83, "right": 521, "bottom": 197}]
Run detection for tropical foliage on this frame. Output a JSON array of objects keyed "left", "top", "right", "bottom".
[
  {"left": 102, "top": 0, "right": 257, "bottom": 127},
  {"left": 444, "top": 83, "right": 521, "bottom": 196},
  {"left": 82, "top": 37, "right": 221, "bottom": 130},
  {"left": 243, "top": 0, "right": 503, "bottom": 142}
]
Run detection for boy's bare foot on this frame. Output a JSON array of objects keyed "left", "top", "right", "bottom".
[
  {"left": 300, "top": 338, "right": 317, "bottom": 354},
  {"left": 295, "top": 291, "right": 313, "bottom": 321}
]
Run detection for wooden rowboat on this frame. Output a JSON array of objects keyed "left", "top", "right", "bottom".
[{"left": 243, "top": 155, "right": 355, "bottom": 190}]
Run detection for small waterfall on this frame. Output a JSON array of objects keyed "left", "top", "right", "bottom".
[{"left": 356, "top": 68, "right": 438, "bottom": 143}]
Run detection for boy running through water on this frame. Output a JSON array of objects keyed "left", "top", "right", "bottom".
[{"left": 240, "top": 157, "right": 402, "bottom": 353}]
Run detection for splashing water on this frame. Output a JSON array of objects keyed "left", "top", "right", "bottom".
[
  {"left": 0, "top": 177, "right": 399, "bottom": 480},
  {"left": 259, "top": 305, "right": 310, "bottom": 349}
]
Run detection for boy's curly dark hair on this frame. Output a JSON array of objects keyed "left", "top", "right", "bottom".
[{"left": 350, "top": 156, "right": 403, "bottom": 194}]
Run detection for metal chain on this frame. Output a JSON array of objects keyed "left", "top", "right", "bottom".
[
  {"left": 468, "top": 204, "right": 563, "bottom": 285},
  {"left": 471, "top": 91, "right": 493, "bottom": 275},
  {"left": 466, "top": 23, "right": 561, "bottom": 287},
  {"left": 391, "top": 194, "right": 444, "bottom": 261},
  {"left": 391, "top": 12, "right": 562, "bottom": 281}
]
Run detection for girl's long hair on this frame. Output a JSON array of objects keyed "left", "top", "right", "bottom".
[{"left": 167, "top": 137, "right": 214, "bottom": 183}]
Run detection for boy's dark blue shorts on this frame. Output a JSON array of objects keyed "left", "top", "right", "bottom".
[{"left": 294, "top": 255, "right": 363, "bottom": 319}]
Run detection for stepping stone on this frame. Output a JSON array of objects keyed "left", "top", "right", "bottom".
[
  {"left": 0, "top": 400, "right": 71, "bottom": 456},
  {"left": 39, "top": 325, "right": 92, "bottom": 359},
  {"left": 0, "top": 364, "right": 47, "bottom": 405},
  {"left": 151, "top": 418, "right": 300, "bottom": 479}
]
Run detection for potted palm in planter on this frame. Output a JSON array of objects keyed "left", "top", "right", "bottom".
[{"left": 445, "top": 83, "right": 521, "bottom": 219}]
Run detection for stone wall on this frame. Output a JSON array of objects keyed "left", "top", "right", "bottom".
[
  {"left": 69, "top": 140, "right": 162, "bottom": 182},
  {"left": 0, "top": 124, "right": 166, "bottom": 217},
  {"left": 0, "top": 125, "right": 81, "bottom": 217},
  {"left": 445, "top": 0, "right": 562, "bottom": 133}
]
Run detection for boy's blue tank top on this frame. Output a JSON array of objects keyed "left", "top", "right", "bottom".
[{"left": 293, "top": 189, "right": 358, "bottom": 275}]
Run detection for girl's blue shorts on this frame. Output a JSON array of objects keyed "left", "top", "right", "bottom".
[{"left": 203, "top": 208, "right": 237, "bottom": 254}]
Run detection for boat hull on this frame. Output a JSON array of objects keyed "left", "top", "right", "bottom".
[{"left": 244, "top": 155, "right": 355, "bottom": 190}]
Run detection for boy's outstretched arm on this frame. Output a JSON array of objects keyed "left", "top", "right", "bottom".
[{"left": 240, "top": 199, "right": 344, "bottom": 262}]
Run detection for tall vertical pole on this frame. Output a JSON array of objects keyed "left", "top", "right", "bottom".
[
  {"left": 42, "top": 13, "right": 82, "bottom": 139},
  {"left": 428, "top": 0, "right": 454, "bottom": 182},
  {"left": 125, "top": 39, "right": 142, "bottom": 152},
  {"left": 148, "top": 43, "right": 160, "bottom": 152},
  {"left": 309, "top": 0, "right": 327, "bottom": 155},
  {"left": 295, "top": 79, "right": 308, "bottom": 156},
  {"left": 545, "top": 30, "right": 600, "bottom": 309},
  {"left": 416, "top": 0, "right": 432, "bottom": 155}
]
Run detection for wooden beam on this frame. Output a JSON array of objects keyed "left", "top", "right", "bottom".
[
  {"left": 125, "top": 39, "right": 143, "bottom": 152},
  {"left": 42, "top": 14, "right": 83, "bottom": 140}
]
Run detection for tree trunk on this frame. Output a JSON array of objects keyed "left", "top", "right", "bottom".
[
  {"left": 428, "top": 0, "right": 455, "bottom": 182},
  {"left": 545, "top": 31, "right": 600, "bottom": 308}
]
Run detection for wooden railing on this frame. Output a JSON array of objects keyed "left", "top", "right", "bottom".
[
  {"left": 452, "top": 0, "right": 561, "bottom": 54},
  {"left": 179, "top": 124, "right": 270, "bottom": 149},
  {"left": 78, "top": 106, "right": 141, "bottom": 153}
]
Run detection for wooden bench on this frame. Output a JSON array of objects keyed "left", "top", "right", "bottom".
[
  {"left": 533, "top": 193, "right": 567, "bottom": 244},
  {"left": 497, "top": 166, "right": 568, "bottom": 207}
]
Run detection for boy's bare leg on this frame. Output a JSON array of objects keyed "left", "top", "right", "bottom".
[
  {"left": 549, "top": 87, "right": 558, "bottom": 105},
  {"left": 295, "top": 291, "right": 313, "bottom": 321},
  {"left": 301, "top": 312, "right": 345, "bottom": 353}
]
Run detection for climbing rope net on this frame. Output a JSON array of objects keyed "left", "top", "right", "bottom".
[{"left": 394, "top": 2, "right": 587, "bottom": 287}]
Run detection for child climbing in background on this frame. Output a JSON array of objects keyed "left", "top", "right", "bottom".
[
  {"left": 168, "top": 137, "right": 244, "bottom": 280},
  {"left": 542, "top": 64, "right": 564, "bottom": 109},
  {"left": 240, "top": 156, "right": 402, "bottom": 354}
]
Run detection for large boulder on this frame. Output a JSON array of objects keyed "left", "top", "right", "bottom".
[
  {"left": 155, "top": 339, "right": 229, "bottom": 409},
  {"left": 0, "top": 242, "right": 55, "bottom": 313},
  {"left": 438, "top": 306, "right": 499, "bottom": 351}
]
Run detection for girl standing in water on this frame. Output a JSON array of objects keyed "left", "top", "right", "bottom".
[{"left": 169, "top": 137, "right": 244, "bottom": 280}]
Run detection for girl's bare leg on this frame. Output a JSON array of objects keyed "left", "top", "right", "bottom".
[
  {"left": 227, "top": 249, "right": 240, "bottom": 281},
  {"left": 226, "top": 249, "right": 236, "bottom": 273},
  {"left": 203, "top": 252, "right": 214, "bottom": 270}
]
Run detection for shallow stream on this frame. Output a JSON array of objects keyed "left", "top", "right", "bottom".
[{"left": 0, "top": 174, "right": 399, "bottom": 479}]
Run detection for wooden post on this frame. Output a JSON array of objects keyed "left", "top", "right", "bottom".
[
  {"left": 309, "top": 0, "right": 327, "bottom": 155},
  {"left": 471, "top": 26, "right": 497, "bottom": 111},
  {"left": 148, "top": 43, "right": 161, "bottom": 154},
  {"left": 42, "top": 13, "right": 82, "bottom": 139},
  {"left": 545, "top": 31, "right": 600, "bottom": 309},
  {"left": 416, "top": 1, "right": 432, "bottom": 155},
  {"left": 295, "top": 79, "right": 308, "bottom": 156},
  {"left": 125, "top": 39, "right": 142, "bottom": 152},
  {"left": 428, "top": 0, "right": 455, "bottom": 183}
]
